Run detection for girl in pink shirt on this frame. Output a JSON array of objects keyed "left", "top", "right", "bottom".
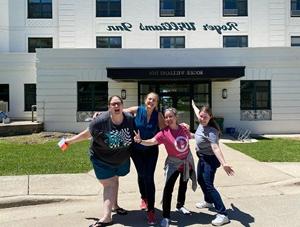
[{"left": 134, "top": 108, "right": 197, "bottom": 227}]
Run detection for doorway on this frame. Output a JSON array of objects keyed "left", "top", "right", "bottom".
[{"left": 139, "top": 82, "right": 211, "bottom": 131}]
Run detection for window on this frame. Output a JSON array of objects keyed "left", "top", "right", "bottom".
[
  {"left": 24, "top": 84, "right": 36, "bottom": 111},
  {"left": 77, "top": 82, "right": 108, "bottom": 111},
  {"left": 291, "top": 0, "right": 300, "bottom": 16},
  {"left": 291, "top": 36, "right": 300, "bottom": 46},
  {"left": 28, "top": 37, "right": 53, "bottom": 53},
  {"left": 223, "top": 36, "right": 248, "bottom": 47},
  {"left": 96, "top": 0, "right": 121, "bottom": 17},
  {"left": 240, "top": 81, "right": 271, "bottom": 120},
  {"left": 223, "top": 0, "right": 247, "bottom": 16},
  {"left": 160, "top": 0, "right": 185, "bottom": 17},
  {"left": 96, "top": 36, "right": 122, "bottom": 48},
  {"left": 0, "top": 84, "right": 9, "bottom": 111},
  {"left": 28, "top": 0, "right": 52, "bottom": 19},
  {"left": 160, "top": 36, "right": 185, "bottom": 48}
]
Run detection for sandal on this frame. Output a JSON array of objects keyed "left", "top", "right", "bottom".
[
  {"left": 111, "top": 207, "right": 128, "bottom": 215},
  {"left": 89, "top": 220, "right": 113, "bottom": 227}
]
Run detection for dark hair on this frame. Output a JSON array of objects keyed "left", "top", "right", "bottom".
[
  {"left": 108, "top": 95, "right": 123, "bottom": 105},
  {"left": 199, "top": 105, "right": 221, "bottom": 134}
]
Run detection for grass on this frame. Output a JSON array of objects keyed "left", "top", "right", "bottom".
[
  {"left": 0, "top": 133, "right": 92, "bottom": 176},
  {"left": 225, "top": 137, "right": 300, "bottom": 162}
]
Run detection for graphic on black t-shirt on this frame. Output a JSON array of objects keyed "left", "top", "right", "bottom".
[{"left": 105, "top": 128, "right": 132, "bottom": 149}]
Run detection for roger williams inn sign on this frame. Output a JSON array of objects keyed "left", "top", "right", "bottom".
[{"left": 106, "top": 22, "right": 239, "bottom": 34}]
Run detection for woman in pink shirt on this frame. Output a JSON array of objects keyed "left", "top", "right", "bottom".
[{"left": 134, "top": 107, "right": 197, "bottom": 227}]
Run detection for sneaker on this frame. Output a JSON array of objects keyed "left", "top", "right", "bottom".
[
  {"left": 140, "top": 198, "right": 148, "bottom": 210},
  {"left": 195, "top": 201, "right": 214, "bottom": 209},
  {"left": 211, "top": 214, "right": 230, "bottom": 226},
  {"left": 147, "top": 210, "right": 156, "bottom": 225},
  {"left": 160, "top": 218, "right": 170, "bottom": 227},
  {"left": 175, "top": 206, "right": 191, "bottom": 215}
]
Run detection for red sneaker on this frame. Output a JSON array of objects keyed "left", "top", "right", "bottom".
[
  {"left": 147, "top": 210, "right": 156, "bottom": 225},
  {"left": 140, "top": 198, "right": 148, "bottom": 210}
]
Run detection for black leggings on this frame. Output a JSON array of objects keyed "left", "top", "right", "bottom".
[
  {"left": 162, "top": 170, "right": 189, "bottom": 218},
  {"left": 131, "top": 146, "right": 159, "bottom": 211}
]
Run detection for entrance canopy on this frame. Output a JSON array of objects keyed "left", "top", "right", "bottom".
[{"left": 107, "top": 66, "right": 245, "bottom": 81}]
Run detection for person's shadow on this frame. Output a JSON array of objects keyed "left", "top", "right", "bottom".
[
  {"left": 86, "top": 203, "right": 254, "bottom": 226},
  {"left": 227, "top": 203, "right": 255, "bottom": 227}
]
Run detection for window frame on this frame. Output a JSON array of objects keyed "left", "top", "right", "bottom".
[
  {"left": 24, "top": 84, "right": 36, "bottom": 112},
  {"left": 160, "top": 0, "right": 185, "bottom": 17},
  {"left": 0, "top": 84, "right": 9, "bottom": 112},
  {"left": 28, "top": 37, "right": 53, "bottom": 53},
  {"left": 27, "top": 0, "right": 52, "bottom": 19},
  {"left": 291, "top": 0, "right": 300, "bottom": 17},
  {"left": 223, "top": 0, "right": 248, "bottom": 17},
  {"left": 223, "top": 35, "right": 248, "bottom": 48},
  {"left": 240, "top": 80, "right": 271, "bottom": 111},
  {"left": 77, "top": 82, "right": 108, "bottom": 111},
  {"left": 96, "top": 36, "right": 122, "bottom": 48},
  {"left": 160, "top": 36, "right": 185, "bottom": 48},
  {"left": 96, "top": 0, "right": 121, "bottom": 17}
]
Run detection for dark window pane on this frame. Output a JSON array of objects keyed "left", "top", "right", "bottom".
[
  {"left": 223, "top": 36, "right": 248, "bottom": 47},
  {"left": 96, "top": 0, "right": 121, "bottom": 17},
  {"left": 240, "top": 80, "right": 271, "bottom": 110},
  {"left": 28, "top": 0, "right": 52, "bottom": 18},
  {"left": 291, "top": 36, "right": 300, "bottom": 46},
  {"left": 160, "top": 36, "right": 185, "bottom": 48},
  {"left": 223, "top": 0, "right": 247, "bottom": 16},
  {"left": 96, "top": 36, "right": 122, "bottom": 48},
  {"left": 28, "top": 37, "right": 53, "bottom": 53},
  {"left": 160, "top": 0, "right": 185, "bottom": 17},
  {"left": 0, "top": 84, "right": 9, "bottom": 111},
  {"left": 24, "top": 84, "right": 36, "bottom": 111},
  {"left": 77, "top": 82, "right": 108, "bottom": 111}
]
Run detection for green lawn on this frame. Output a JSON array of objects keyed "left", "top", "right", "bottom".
[
  {"left": 0, "top": 139, "right": 92, "bottom": 176},
  {"left": 225, "top": 137, "right": 300, "bottom": 162}
]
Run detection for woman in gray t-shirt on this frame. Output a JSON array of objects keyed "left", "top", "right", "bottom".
[
  {"left": 65, "top": 95, "right": 134, "bottom": 227},
  {"left": 192, "top": 101, "right": 234, "bottom": 226}
]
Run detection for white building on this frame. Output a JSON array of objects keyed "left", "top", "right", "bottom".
[{"left": 1, "top": 0, "right": 300, "bottom": 134}]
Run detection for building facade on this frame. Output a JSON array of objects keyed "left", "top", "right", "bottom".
[{"left": 0, "top": 0, "right": 300, "bottom": 134}]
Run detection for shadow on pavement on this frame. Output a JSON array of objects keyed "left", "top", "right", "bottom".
[
  {"left": 227, "top": 203, "right": 255, "bottom": 227},
  {"left": 85, "top": 204, "right": 254, "bottom": 226}
]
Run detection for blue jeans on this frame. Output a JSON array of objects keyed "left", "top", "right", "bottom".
[
  {"left": 131, "top": 145, "right": 159, "bottom": 212},
  {"left": 197, "top": 154, "right": 227, "bottom": 215}
]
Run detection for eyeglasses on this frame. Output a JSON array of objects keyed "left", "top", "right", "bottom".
[{"left": 110, "top": 102, "right": 122, "bottom": 106}]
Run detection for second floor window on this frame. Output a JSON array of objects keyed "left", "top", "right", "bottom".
[
  {"left": 223, "top": 36, "right": 248, "bottom": 47},
  {"left": 223, "top": 0, "right": 247, "bottom": 16},
  {"left": 160, "top": 36, "right": 185, "bottom": 48},
  {"left": 291, "top": 0, "right": 300, "bottom": 17},
  {"left": 28, "top": 37, "right": 53, "bottom": 53},
  {"left": 96, "top": 36, "right": 122, "bottom": 48},
  {"left": 291, "top": 36, "right": 300, "bottom": 46},
  {"left": 96, "top": 0, "right": 121, "bottom": 17},
  {"left": 28, "top": 0, "right": 52, "bottom": 19},
  {"left": 160, "top": 0, "right": 185, "bottom": 17}
]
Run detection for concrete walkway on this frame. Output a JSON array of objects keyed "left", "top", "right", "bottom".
[{"left": 0, "top": 139, "right": 300, "bottom": 227}]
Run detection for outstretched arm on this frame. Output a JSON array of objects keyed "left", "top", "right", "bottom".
[
  {"left": 65, "top": 129, "right": 91, "bottom": 145},
  {"left": 123, "top": 106, "right": 138, "bottom": 115},
  {"left": 211, "top": 143, "right": 234, "bottom": 176},
  {"left": 192, "top": 100, "right": 200, "bottom": 120},
  {"left": 134, "top": 130, "right": 159, "bottom": 146}
]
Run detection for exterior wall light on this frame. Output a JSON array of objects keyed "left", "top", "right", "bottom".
[
  {"left": 222, "top": 88, "right": 228, "bottom": 99},
  {"left": 121, "top": 89, "right": 126, "bottom": 100}
]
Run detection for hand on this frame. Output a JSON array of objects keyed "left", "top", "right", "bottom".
[
  {"left": 134, "top": 130, "right": 142, "bottom": 144},
  {"left": 93, "top": 112, "right": 101, "bottom": 119},
  {"left": 223, "top": 164, "right": 234, "bottom": 176},
  {"left": 180, "top": 122, "right": 190, "bottom": 131}
]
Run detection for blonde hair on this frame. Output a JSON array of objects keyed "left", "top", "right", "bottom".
[{"left": 144, "top": 92, "right": 159, "bottom": 110}]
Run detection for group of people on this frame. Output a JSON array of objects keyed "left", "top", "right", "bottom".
[{"left": 64, "top": 92, "right": 234, "bottom": 227}]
